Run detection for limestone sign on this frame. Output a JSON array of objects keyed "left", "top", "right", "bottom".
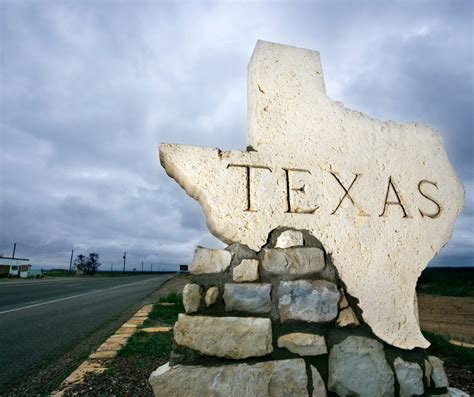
[{"left": 159, "top": 41, "right": 464, "bottom": 349}]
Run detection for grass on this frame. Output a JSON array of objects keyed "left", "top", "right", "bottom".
[
  {"left": 158, "top": 291, "right": 183, "bottom": 304},
  {"left": 417, "top": 267, "right": 474, "bottom": 297},
  {"left": 143, "top": 292, "right": 184, "bottom": 327},
  {"left": 424, "top": 331, "right": 474, "bottom": 369},
  {"left": 43, "top": 272, "right": 75, "bottom": 277},
  {"left": 418, "top": 283, "right": 474, "bottom": 297},
  {"left": 117, "top": 291, "right": 184, "bottom": 358},
  {"left": 118, "top": 331, "right": 174, "bottom": 358}
]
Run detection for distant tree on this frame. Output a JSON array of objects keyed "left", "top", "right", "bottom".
[
  {"left": 74, "top": 254, "right": 86, "bottom": 272},
  {"left": 74, "top": 253, "right": 101, "bottom": 275}
]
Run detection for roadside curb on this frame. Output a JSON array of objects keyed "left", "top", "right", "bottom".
[
  {"left": 51, "top": 303, "right": 172, "bottom": 396},
  {"left": 449, "top": 339, "right": 474, "bottom": 349}
]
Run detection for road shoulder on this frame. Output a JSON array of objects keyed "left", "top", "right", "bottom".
[{"left": 51, "top": 276, "right": 189, "bottom": 396}]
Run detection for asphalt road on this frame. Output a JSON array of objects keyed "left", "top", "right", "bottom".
[{"left": 0, "top": 275, "right": 172, "bottom": 391}]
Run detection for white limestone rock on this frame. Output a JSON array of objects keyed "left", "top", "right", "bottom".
[
  {"left": 278, "top": 333, "right": 327, "bottom": 356},
  {"left": 446, "top": 388, "right": 470, "bottom": 397},
  {"left": 428, "top": 355, "right": 449, "bottom": 388},
  {"left": 328, "top": 336, "right": 394, "bottom": 397},
  {"left": 173, "top": 314, "right": 273, "bottom": 359},
  {"left": 262, "top": 247, "right": 325, "bottom": 275},
  {"left": 311, "top": 366, "right": 327, "bottom": 397},
  {"left": 336, "top": 307, "right": 360, "bottom": 327},
  {"left": 424, "top": 358, "right": 432, "bottom": 387},
  {"left": 205, "top": 286, "right": 219, "bottom": 307},
  {"left": 182, "top": 283, "right": 200, "bottom": 313},
  {"left": 159, "top": 40, "right": 464, "bottom": 349},
  {"left": 338, "top": 290, "right": 349, "bottom": 309},
  {"left": 278, "top": 280, "right": 339, "bottom": 323},
  {"left": 394, "top": 357, "right": 424, "bottom": 397},
  {"left": 233, "top": 258, "right": 259, "bottom": 282},
  {"left": 224, "top": 283, "right": 272, "bottom": 313},
  {"left": 275, "top": 230, "right": 304, "bottom": 248},
  {"left": 149, "top": 359, "right": 308, "bottom": 397},
  {"left": 190, "top": 247, "right": 232, "bottom": 274}
]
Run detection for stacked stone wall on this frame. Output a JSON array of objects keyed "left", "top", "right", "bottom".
[{"left": 149, "top": 228, "right": 458, "bottom": 397}]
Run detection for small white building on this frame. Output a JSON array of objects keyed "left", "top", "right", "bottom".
[{"left": 0, "top": 257, "right": 30, "bottom": 278}]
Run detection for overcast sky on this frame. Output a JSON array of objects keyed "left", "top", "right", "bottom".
[{"left": 0, "top": 1, "right": 472, "bottom": 270}]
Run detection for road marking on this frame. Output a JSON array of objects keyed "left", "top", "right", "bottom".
[{"left": 0, "top": 278, "right": 161, "bottom": 315}]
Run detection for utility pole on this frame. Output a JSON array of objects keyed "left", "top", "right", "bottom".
[
  {"left": 12, "top": 243, "right": 16, "bottom": 259},
  {"left": 141, "top": 261, "right": 144, "bottom": 273},
  {"left": 150, "top": 263, "right": 152, "bottom": 273},
  {"left": 68, "top": 249, "right": 74, "bottom": 274},
  {"left": 122, "top": 252, "right": 126, "bottom": 274}
]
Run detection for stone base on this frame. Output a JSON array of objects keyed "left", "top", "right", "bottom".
[
  {"left": 150, "top": 228, "right": 467, "bottom": 397},
  {"left": 149, "top": 359, "right": 308, "bottom": 397}
]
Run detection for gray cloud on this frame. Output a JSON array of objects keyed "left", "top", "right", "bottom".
[{"left": 0, "top": 1, "right": 472, "bottom": 269}]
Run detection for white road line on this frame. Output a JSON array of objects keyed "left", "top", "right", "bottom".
[{"left": 0, "top": 278, "right": 160, "bottom": 315}]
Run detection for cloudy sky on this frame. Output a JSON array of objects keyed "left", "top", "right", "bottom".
[{"left": 0, "top": 0, "right": 472, "bottom": 270}]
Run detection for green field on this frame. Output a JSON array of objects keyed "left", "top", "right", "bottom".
[{"left": 417, "top": 267, "right": 474, "bottom": 297}]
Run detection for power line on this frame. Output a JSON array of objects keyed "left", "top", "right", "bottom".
[
  {"left": 0, "top": 242, "right": 15, "bottom": 249},
  {"left": 15, "top": 243, "right": 72, "bottom": 253}
]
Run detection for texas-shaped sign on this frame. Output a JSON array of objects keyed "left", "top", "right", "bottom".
[{"left": 159, "top": 41, "right": 464, "bottom": 350}]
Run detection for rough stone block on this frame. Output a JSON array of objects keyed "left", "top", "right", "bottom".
[
  {"left": 173, "top": 314, "right": 273, "bottom": 359},
  {"left": 89, "top": 350, "right": 117, "bottom": 359},
  {"left": 224, "top": 283, "right": 272, "bottom": 313},
  {"left": 115, "top": 327, "right": 135, "bottom": 335},
  {"left": 233, "top": 259, "right": 259, "bottom": 282},
  {"left": 142, "top": 327, "right": 172, "bottom": 333},
  {"left": 262, "top": 247, "right": 325, "bottom": 275},
  {"left": 336, "top": 307, "right": 360, "bottom": 327},
  {"left": 428, "top": 356, "right": 449, "bottom": 388},
  {"left": 149, "top": 359, "right": 308, "bottom": 397},
  {"left": 328, "top": 336, "right": 394, "bottom": 397},
  {"left": 338, "top": 290, "right": 349, "bottom": 309},
  {"left": 205, "top": 286, "right": 219, "bottom": 307},
  {"left": 183, "top": 283, "right": 200, "bottom": 313},
  {"left": 278, "top": 280, "right": 339, "bottom": 322},
  {"left": 446, "top": 388, "right": 470, "bottom": 397},
  {"left": 311, "top": 366, "right": 327, "bottom": 397},
  {"left": 275, "top": 230, "right": 304, "bottom": 248},
  {"left": 424, "top": 358, "right": 432, "bottom": 387},
  {"left": 190, "top": 247, "right": 232, "bottom": 274},
  {"left": 394, "top": 357, "right": 424, "bottom": 397},
  {"left": 277, "top": 333, "right": 327, "bottom": 356}
]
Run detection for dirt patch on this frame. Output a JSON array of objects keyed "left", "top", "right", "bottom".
[
  {"left": 148, "top": 275, "right": 189, "bottom": 301},
  {"left": 418, "top": 293, "right": 474, "bottom": 343}
]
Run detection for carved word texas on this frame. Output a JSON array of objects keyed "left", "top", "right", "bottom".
[
  {"left": 227, "top": 164, "right": 441, "bottom": 219},
  {"left": 159, "top": 41, "right": 464, "bottom": 350}
]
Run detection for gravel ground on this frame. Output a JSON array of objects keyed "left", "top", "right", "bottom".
[
  {"left": 444, "top": 363, "right": 474, "bottom": 395},
  {"left": 63, "top": 356, "right": 166, "bottom": 397},
  {"left": 147, "top": 276, "right": 189, "bottom": 302}
]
